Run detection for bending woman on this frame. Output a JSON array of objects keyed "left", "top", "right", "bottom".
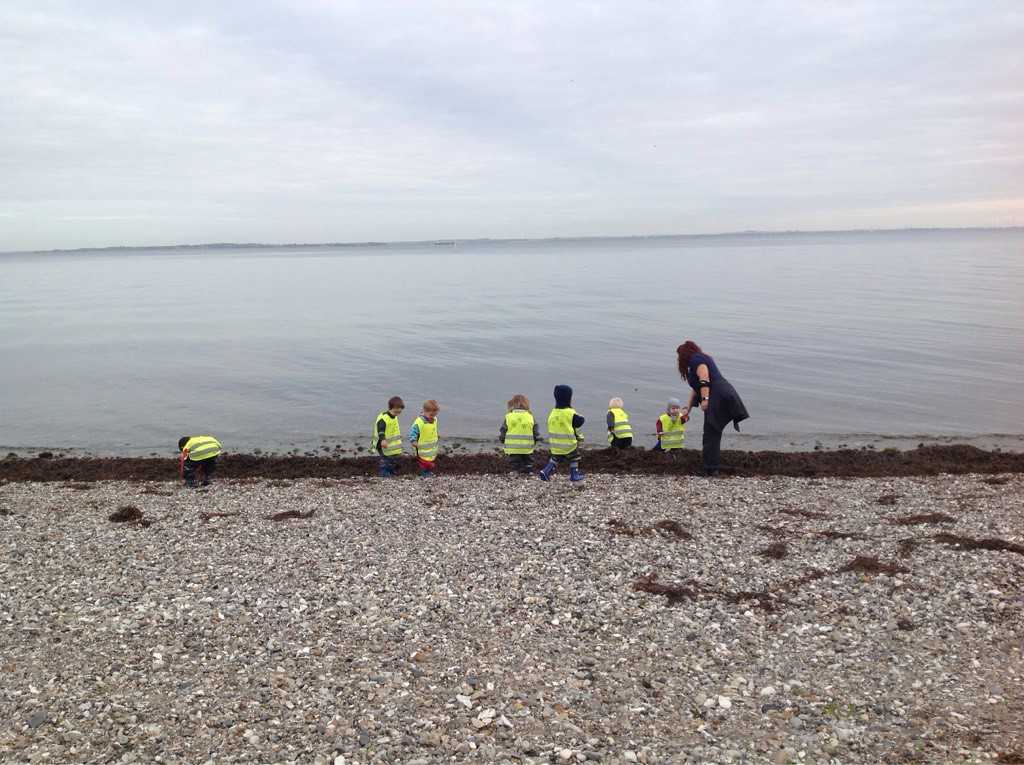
[{"left": 677, "top": 340, "right": 749, "bottom": 476}]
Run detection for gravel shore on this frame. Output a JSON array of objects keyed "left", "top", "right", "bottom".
[{"left": 2, "top": 473, "right": 1022, "bottom": 764}]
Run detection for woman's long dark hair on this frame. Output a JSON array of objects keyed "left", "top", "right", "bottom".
[{"left": 676, "top": 340, "right": 703, "bottom": 378}]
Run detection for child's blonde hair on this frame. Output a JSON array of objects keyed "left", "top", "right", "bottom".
[
  {"left": 423, "top": 399, "right": 440, "bottom": 414},
  {"left": 608, "top": 396, "right": 624, "bottom": 409},
  {"left": 508, "top": 393, "right": 531, "bottom": 411}
]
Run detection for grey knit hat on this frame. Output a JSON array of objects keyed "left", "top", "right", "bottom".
[{"left": 667, "top": 397, "right": 682, "bottom": 410}]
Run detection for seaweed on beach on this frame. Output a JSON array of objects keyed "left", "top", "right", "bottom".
[
  {"left": 932, "top": 533, "right": 1024, "bottom": 556},
  {"left": 631, "top": 573, "right": 697, "bottom": 605},
  {"left": 268, "top": 509, "right": 317, "bottom": 522},
  {"left": 653, "top": 520, "right": 692, "bottom": 540},
  {"left": 838, "top": 556, "right": 908, "bottom": 575},
  {"left": 3, "top": 444, "right": 1024, "bottom": 483},
  {"left": 818, "top": 529, "right": 868, "bottom": 540},
  {"left": 876, "top": 493, "right": 900, "bottom": 506},
  {"left": 723, "top": 590, "right": 782, "bottom": 612},
  {"left": 108, "top": 505, "right": 152, "bottom": 527},
  {"left": 780, "top": 507, "right": 829, "bottom": 519},
  {"left": 891, "top": 513, "right": 955, "bottom": 526}
]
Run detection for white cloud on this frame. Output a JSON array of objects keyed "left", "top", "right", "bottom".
[{"left": 1, "top": 0, "right": 1022, "bottom": 250}]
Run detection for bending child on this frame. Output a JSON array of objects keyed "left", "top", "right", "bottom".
[{"left": 178, "top": 435, "right": 221, "bottom": 487}]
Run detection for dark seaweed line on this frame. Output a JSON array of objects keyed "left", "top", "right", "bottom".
[{"left": 3, "top": 444, "right": 1024, "bottom": 483}]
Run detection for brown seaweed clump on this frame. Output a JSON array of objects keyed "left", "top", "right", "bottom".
[
  {"left": 268, "top": 509, "right": 317, "bottom": 522},
  {"left": 653, "top": 520, "right": 693, "bottom": 540},
  {"left": 932, "top": 533, "right": 1024, "bottom": 556},
  {"left": 876, "top": 493, "right": 900, "bottom": 506},
  {"left": 631, "top": 573, "right": 698, "bottom": 605},
  {"left": 108, "top": 505, "right": 152, "bottom": 527},
  {"left": 838, "top": 556, "right": 908, "bottom": 575},
  {"left": 891, "top": 513, "right": 955, "bottom": 526}
]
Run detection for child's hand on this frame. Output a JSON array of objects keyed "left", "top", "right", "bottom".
[{"left": 380, "top": 439, "right": 389, "bottom": 449}]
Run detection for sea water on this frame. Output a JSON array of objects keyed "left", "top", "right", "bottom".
[{"left": 1, "top": 229, "right": 1022, "bottom": 456}]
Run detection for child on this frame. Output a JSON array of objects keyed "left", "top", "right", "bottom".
[
  {"left": 178, "top": 435, "right": 221, "bottom": 487},
  {"left": 606, "top": 397, "right": 633, "bottom": 448},
  {"left": 654, "top": 398, "right": 687, "bottom": 452},
  {"left": 409, "top": 399, "right": 440, "bottom": 477},
  {"left": 540, "top": 384, "right": 585, "bottom": 482},
  {"left": 372, "top": 396, "right": 405, "bottom": 477},
  {"left": 500, "top": 394, "right": 540, "bottom": 474}
]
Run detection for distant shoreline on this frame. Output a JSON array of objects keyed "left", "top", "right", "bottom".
[{"left": 3, "top": 225, "right": 1021, "bottom": 257}]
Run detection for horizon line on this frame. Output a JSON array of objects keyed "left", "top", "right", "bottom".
[{"left": 3, "top": 224, "right": 1022, "bottom": 256}]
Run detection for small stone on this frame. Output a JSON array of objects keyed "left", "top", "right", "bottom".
[
  {"left": 456, "top": 694, "right": 473, "bottom": 708},
  {"left": 623, "top": 752, "right": 638, "bottom": 763},
  {"left": 760, "top": 686, "right": 776, "bottom": 697},
  {"left": 718, "top": 695, "right": 732, "bottom": 709},
  {"left": 27, "top": 711, "right": 49, "bottom": 729}
]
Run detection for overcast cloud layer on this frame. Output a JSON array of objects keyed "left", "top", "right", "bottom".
[{"left": 2, "top": 0, "right": 1022, "bottom": 250}]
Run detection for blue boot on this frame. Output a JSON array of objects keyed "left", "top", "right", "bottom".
[
  {"left": 538, "top": 460, "right": 556, "bottom": 481},
  {"left": 420, "top": 469, "right": 434, "bottom": 478},
  {"left": 570, "top": 466, "right": 585, "bottom": 483}
]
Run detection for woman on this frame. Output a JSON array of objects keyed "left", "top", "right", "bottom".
[{"left": 677, "top": 340, "right": 749, "bottom": 476}]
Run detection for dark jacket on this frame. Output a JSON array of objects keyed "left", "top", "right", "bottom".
[{"left": 686, "top": 353, "right": 750, "bottom": 432}]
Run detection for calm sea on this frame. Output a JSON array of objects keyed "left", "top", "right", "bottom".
[{"left": 2, "top": 229, "right": 1022, "bottom": 456}]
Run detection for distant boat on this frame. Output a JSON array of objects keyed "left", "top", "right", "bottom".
[{"left": 432, "top": 240, "right": 457, "bottom": 246}]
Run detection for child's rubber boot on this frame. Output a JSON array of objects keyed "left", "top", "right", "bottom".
[
  {"left": 538, "top": 461, "right": 556, "bottom": 481},
  {"left": 420, "top": 469, "right": 434, "bottom": 478},
  {"left": 570, "top": 466, "right": 585, "bottom": 483},
  {"left": 379, "top": 465, "right": 393, "bottom": 478}
]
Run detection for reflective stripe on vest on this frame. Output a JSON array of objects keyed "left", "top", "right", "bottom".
[
  {"left": 184, "top": 436, "right": 221, "bottom": 461},
  {"left": 503, "top": 410, "right": 536, "bottom": 455},
  {"left": 658, "top": 414, "right": 686, "bottom": 450},
  {"left": 547, "top": 407, "right": 578, "bottom": 456},
  {"left": 413, "top": 416, "right": 439, "bottom": 460},
  {"left": 372, "top": 412, "right": 403, "bottom": 456},
  {"left": 607, "top": 407, "right": 633, "bottom": 443}
]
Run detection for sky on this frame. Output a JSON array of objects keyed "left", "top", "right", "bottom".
[{"left": 2, "top": 0, "right": 1023, "bottom": 251}]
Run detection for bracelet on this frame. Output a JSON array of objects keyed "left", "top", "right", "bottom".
[{"left": 701, "top": 395, "right": 709, "bottom": 401}]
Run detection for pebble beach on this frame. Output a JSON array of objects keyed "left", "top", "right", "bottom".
[{"left": 1, "top": 472, "right": 1023, "bottom": 764}]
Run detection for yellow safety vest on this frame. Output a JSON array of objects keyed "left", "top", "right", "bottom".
[
  {"left": 547, "top": 407, "right": 579, "bottom": 456},
  {"left": 413, "top": 416, "right": 439, "bottom": 460},
  {"left": 372, "top": 412, "right": 403, "bottom": 456},
  {"left": 183, "top": 435, "right": 221, "bottom": 461},
  {"left": 658, "top": 414, "right": 686, "bottom": 450},
  {"left": 607, "top": 407, "right": 633, "bottom": 443},
  {"left": 503, "top": 409, "right": 536, "bottom": 455}
]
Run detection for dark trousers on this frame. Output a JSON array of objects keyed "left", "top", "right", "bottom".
[
  {"left": 183, "top": 456, "right": 217, "bottom": 486},
  {"left": 702, "top": 420, "right": 724, "bottom": 474},
  {"left": 610, "top": 436, "right": 632, "bottom": 449},
  {"left": 507, "top": 454, "right": 533, "bottom": 474},
  {"left": 378, "top": 453, "right": 398, "bottom": 477}
]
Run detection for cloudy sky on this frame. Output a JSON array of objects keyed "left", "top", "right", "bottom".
[{"left": 2, "top": 1, "right": 1022, "bottom": 250}]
